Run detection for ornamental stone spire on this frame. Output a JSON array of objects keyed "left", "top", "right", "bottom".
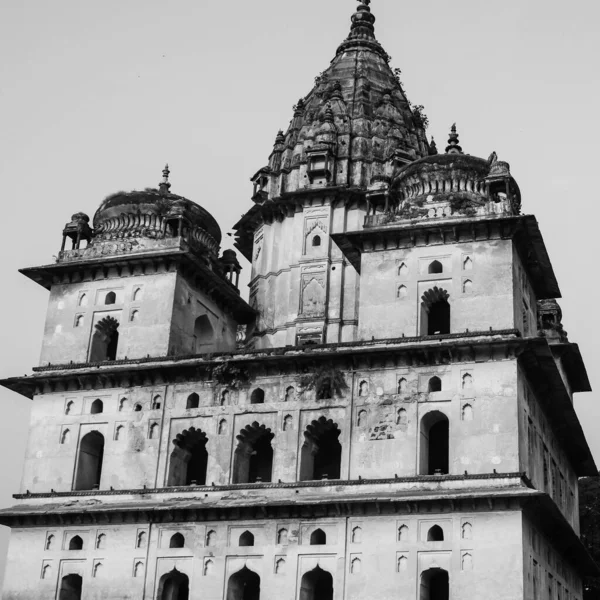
[
  {"left": 445, "top": 124, "right": 463, "bottom": 155},
  {"left": 159, "top": 163, "right": 171, "bottom": 196}
]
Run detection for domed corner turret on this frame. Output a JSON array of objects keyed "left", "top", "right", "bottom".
[
  {"left": 365, "top": 125, "right": 522, "bottom": 227},
  {"left": 60, "top": 212, "right": 93, "bottom": 254},
  {"left": 537, "top": 299, "right": 569, "bottom": 343},
  {"left": 219, "top": 249, "right": 242, "bottom": 290}
]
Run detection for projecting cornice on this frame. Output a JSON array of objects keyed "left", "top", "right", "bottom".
[{"left": 331, "top": 214, "right": 560, "bottom": 300}]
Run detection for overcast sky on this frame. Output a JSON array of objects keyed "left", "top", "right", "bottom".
[{"left": 0, "top": 0, "right": 598, "bottom": 584}]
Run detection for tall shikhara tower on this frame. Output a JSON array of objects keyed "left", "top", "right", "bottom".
[{"left": 0, "top": 2, "right": 597, "bottom": 599}]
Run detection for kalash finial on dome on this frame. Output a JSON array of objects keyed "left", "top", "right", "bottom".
[
  {"left": 445, "top": 124, "right": 463, "bottom": 155},
  {"left": 158, "top": 163, "right": 172, "bottom": 196},
  {"left": 349, "top": 0, "right": 376, "bottom": 38}
]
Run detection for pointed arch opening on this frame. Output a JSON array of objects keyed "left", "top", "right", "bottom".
[
  {"left": 58, "top": 574, "right": 82, "bottom": 600},
  {"left": 69, "top": 535, "right": 83, "bottom": 550},
  {"left": 226, "top": 566, "right": 260, "bottom": 600},
  {"left": 168, "top": 427, "right": 209, "bottom": 486},
  {"left": 310, "top": 528, "right": 326, "bottom": 545},
  {"left": 277, "top": 528, "right": 288, "bottom": 545},
  {"left": 194, "top": 315, "right": 214, "bottom": 352},
  {"left": 300, "top": 417, "right": 342, "bottom": 481},
  {"left": 239, "top": 531, "right": 254, "bottom": 547},
  {"left": 300, "top": 566, "right": 333, "bottom": 600},
  {"left": 169, "top": 533, "right": 185, "bottom": 549},
  {"left": 186, "top": 393, "right": 199, "bottom": 409},
  {"left": 250, "top": 388, "right": 265, "bottom": 404},
  {"left": 428, "top": 260, "right": 443, "bottom": 274},
  {"left": 427, "top": 525, "right": 444, "bottom": 542},
  {"left": 137, "top": 531, "right": 147, "bottom": 548},
  {"left": 90, "top": 399, "right": 103, "bottom": 414},
  {"left": 232, "top": 422, "right": 274, "bottom": 484},
  {"left": 421, "top": 287, "right": 450, "bottom": 336},
  {"left": 89, "top": 316, "right": 120, "bottom": 362},
  {"left": 420, "top": 411, "right": 449, "bottom": 475},
  {"left": 158, "top": 569, "right": 189, "bottom": 600},
  {"left": 74, "top": 431, "right": 104, "bottom": 490},
  {"left": 428, "top": 376, "right": 442, "bottom": 392},
  {"left": 61, "top": 429, "right": 70, "bottom": 444},
  {"left": 104, "top": 291, "right": 116, "bottom": 305},
  {"left": 420, "top": 568, "right": 449, "bottom": 600}
]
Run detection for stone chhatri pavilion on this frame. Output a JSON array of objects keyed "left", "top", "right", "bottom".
[{"left": 0, "top": 1, "right": 596, "bottom": 599}]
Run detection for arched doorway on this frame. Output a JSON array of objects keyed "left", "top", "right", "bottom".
[
  {"left": 226, "top": 566, "right": 260, "bottom": 600},
  {"left": 300, "top": 566, "right": 333, "bottom": 600},
  {"left": 232, "top": 423, "right": 274, "bottom": 484},
  {"left": 420, "top": 568, "right": 449, "bottom": 600},
  {"left": 421, "top": 287, "right": 451, "bottom": 336},
  {"left": 167, "top": 427, "right": 209, "bottom": 486},
  {"left": 58, "top": 574, "right": 82, "bottom": 600},
  {"left": 74, "top": 431, "right": 104, "bottom": 490},
  {"left": 194, "top": 315, "right": 214, "bottom": 352},
  {"left": 300, "top": 418, "right": 342, "bottom": 481},
  {"left": 89, "top": 316, "right": 120, "bottom": 361},
  {"left": 158, "top": 569, "right": 189, "bottom": 600},
  {"left": 420, "top": 411, "right": 449, "bottom": 475}
]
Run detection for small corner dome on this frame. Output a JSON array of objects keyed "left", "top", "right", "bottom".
[{"left": 93, "top": 186, "right": 221, "bottom": 253}]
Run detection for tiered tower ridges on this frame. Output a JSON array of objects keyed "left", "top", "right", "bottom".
[{"left": 0, "top": 2, "right": 596, "bottom": 600}]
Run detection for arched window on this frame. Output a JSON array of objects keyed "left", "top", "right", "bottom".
[
  {"left": 167, "top": 427, "right": 209, "bottom": 486},
  {"left": 90, "top": 399, "right": 103, "bottom": 414},
  {"left": 133, "top": 288, "right": 142, "bottom": 301},
  {"left": 239, "top": 531, "right": 254, "bottom": 547},
  {"left": 285, "top": 386, "right": 295, "bottom": 401},
  {"left": 312, "top": 235, "right": 321, "bottom": 247},
  {"left": 65, "top": 401, "right": 74, "bottom": 415},
  {"left": 42, "top": 564, "right": 52, "bottom": 579},
  {"left": 232, "top": 422, "right": 274, "bottom": 484},
  {"left": 203, "top": 559, "right": 214, "bottom": 576},
  {"left": 277, "top": 528, "right": 288, "bottom": 545},
  {"left": 61, "top": 429, "right": 70, "bottom": 444},
  {"left": 463, "top": 257, "right": 473, "bottom": 271},
  {"left": 104, "top": 292, "right": 116, "bottom": 305},
  {"left": 396, "top": 408, "right": 408, "bottom": 427},
  {"left": 420, "top": 568, "right": 449, "bottom": 600},
  {"left": 352, "top": 526, "right": 362, "bottom": 543},
  {"left": 45, "top": 534, "right": 54, "bottom": 550},
  {"left": 283, "top": 415, "right": 293, "bottom": 431},
  {"left": 137, "top": 531, "right": 147, "bottom": 548},
  {"left": 58, "top": 574, "right": 82, "bottom": 600},
  {"left": 169, "top": 533, "right": 185, "bottom": 549},
  {"left": 75, "top": 315, "right": 84, "bottom": 328},
  {"left": 462, "top": 522, "right": 472, "bottom": 540},
  {"left": 186, "top": 393, "right": 199, "bottom": 409},
  {"left": 134, "top": 561, "right": 144, "bottom": 578},
  {"left": 69, "top": 536, "right": 83, "bottom": 551},
  {"left": 351, "top": 557, "right": 361, "bottom": 574},
  {"left": 398, "top": 263, "right": 408, "bottom": 277},
  {"left": 221, "top": 389, "right": 230, "bottom": 406},
  {"left": 397, "top": 285, "right": 408, "bottom": 299},
  {"left": 398, "top": 555, "right": 408, "bottom": 572},
  {"left": 134, "top": 403, "right": 143, "bottom": 412},
  {"left": 149, "top": 423, "right": 159, "bottom": 439},
  {"left": 152, "top": 395, "right": 162, "bottom": 410},
  {"left": 130, "top": 310, "right": 139, "bottom": 322},
  {"left": 118, "top": 398, "right": 127, "bottom": 412},
  {"left": 421, "top": 287, "right": 450, "bottom": 336},
  {"left": 398, "top": 525, "right": 408, "bottom": 542},
  {"left": 300, "top": 566, "right": 333, "bottom": 600},
  {"left": 462, "top": 373, "right": 473, "bottom": 389},
  {"left": 463, "top": 279, "right": 473, "bottom": 294},
  {"left": 310, "top": 529, "right": 326, "bottom": 545},
  {"left": 79, "top": 293, "right": 87, "bottom": 307},
  {"left": 427, "top": 525, "right": 444, "bottom": 542},
  {"left": 428, "top": 260, "right": 443, "bottom": 274},
  {"left": 158, "top": 569, "right": 189, "bottom": 600},
  {"left": 420, "top": 411, "right": 449, "bottom": 475},
  {"left": 300, "top": 417, "right": 342, "bottom": 481},
  {"left": 89, "top": 316, "right": 119, "bottom": 362},
  {"left": 226, "top": 567, "right": 260, "bottom": 600},
  {"left": 428, "top": 376, "right": 442, "bottom": 392},
  {"left": 462, "top": 404, "right": 473, "bottom": 421},
  {"left": 462, "top": 552, "right": 473, "bottom": 571},
  {"left": 251, "top": 388, "right": 265, "bottom": 404},
  {"left": 398, "top": 378, "right": 408, "bottom": 394},
  {"left": 206, "top": 530, "right": 216, "bottom": 547},
  {"left": 275, "top": 558, "right": 286, "bottom": 574},
  {"left": 93, "top": 562, "right": 103, "bottom": 577},
  {"left": 74, "top": 431, "right": 104, "bottom": 490},
  {"left": 194, "top": 315, "right": 214, "bottom": 352},
  {"left": 218, "top": 419, "right": 228, "bottom": 435},
  {"left": 359, "top": 381, "right": 368, "bottom": 396},
  {"left": 96, "top": 533, "right": 106, "bottom": 549},
  {"left": 357, "top": 410, "right": 367, "bottom": 427}
]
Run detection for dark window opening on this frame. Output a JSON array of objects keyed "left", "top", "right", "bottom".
[
  {"left": 68, "top": 535, "right": 83, "bottom": 551},
  {"left": 74, "top": 431, "right": 104, "bottom": 490},
  {"left": 428, "top": 261, "right": 443, "bottom": 274},
  {"left": 420, "top": 568, "right": 449, "bottom": 600},
  {"left": 58, "top": 574, "right": 82, "bottom": 600},
  {"left": 427, "top": 525, "right": 444, "bottom": 542},
  {"left": 300, "top": 417, "right": 342, "bottom": 481},
  {"left": 312, "top": 235, "right": 321, "bottom": 247},
  {"left": 428, "top": 377, "right": 442, "bottom": 392},
  {"left": 427, "top": 300, "right": 450, "bottom": 335},
  {"left": 299, "top": 566, "right": 333, "bottom": 600},
  {"left": 226, "top": 567, "right": 260, "bottom": 600},
  {"left": 158, "top": 569, "right": 189, "bottom": 600},
  {"left": 90, "top": 399, "right": 103, "bottom": 414},
  {"left": 167, "top": 427, "right": 209, "bottom": 486},
  {"left": 104, "top": 292, "right": 116, "bottom": 305},
  {"left": 169, "top": 533, "right": 185, "bottom": 549},
  {"left": 420, "top": 411, "right": 449, "bottom": 475},
  {"left": 232, "top": 423, "right": 274, "bottom": 484},
  {"left": 134, "top": 403, "right": 142, "bottom": 412},
  {"left": 186, "top": 393, "right": 199, "bottom": 409},
  {"left": 194, "top": 315, "right": 214, "bottom": 353},
  {"left": 310, "top": 529, "right": 326, "bottom": 545},
  {"left": 239, "top": 531, "right": 254, "bottom": 547},
  {"left": 89, "top": 316, "right": 120, "bottom": 362},
  {"left": 251, "top": 388, "right": 265, "bottom": 404}
]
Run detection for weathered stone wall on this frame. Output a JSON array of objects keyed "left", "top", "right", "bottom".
[
  {"left": 357, "top": 239, "right": 517, "bottom": 340},
  {"left": 2, "top": 510, "right": 527, "bottom": 600}
]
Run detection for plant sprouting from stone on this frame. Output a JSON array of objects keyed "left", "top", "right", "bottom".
[
  {"left": 212, "top": 362, "right": 251, "bottom": 389},
  {"left": 299, "top": 365, "right": 349, "bottom": 400}
]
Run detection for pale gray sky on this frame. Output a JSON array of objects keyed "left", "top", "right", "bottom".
[{"left": 0, "top": 0, "right": 598, "bottom": 584}]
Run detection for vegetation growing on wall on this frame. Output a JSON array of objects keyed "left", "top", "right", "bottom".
[
  {"left": 299, "top": 366, "right": 348, "bottom": 400},
  {"left": 212, "top": 362, "right": 251, "bottom": 389}
]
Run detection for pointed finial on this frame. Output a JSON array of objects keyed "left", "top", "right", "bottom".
[
  {"left": 445, "top": 124, "right": 463, "bottom": 154},
  {"left": 159, "top": 163, "right": 172, "bottom": 196},
  {"left": 429, "top": 137, "right": 438, "bottom": 156},
  {"left": 349, "top": 0, "right": 376, "bottom": 37}
]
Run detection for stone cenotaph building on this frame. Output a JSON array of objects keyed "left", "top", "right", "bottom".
[{"left": 0, "top": 2, "right": 596, "bottom": 599}]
